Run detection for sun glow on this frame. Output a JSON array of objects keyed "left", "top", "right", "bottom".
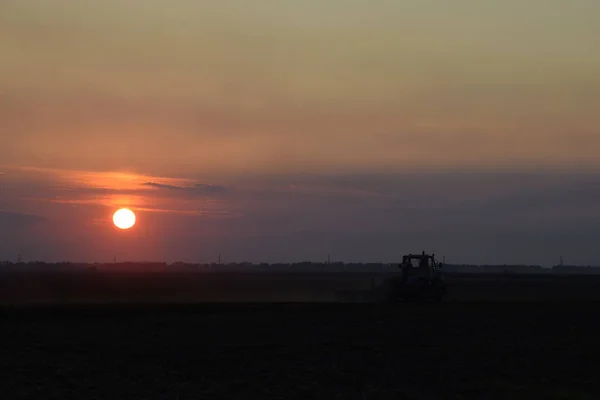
[{"left": 113, "top": 208, "right": 136, "bottom": 230}]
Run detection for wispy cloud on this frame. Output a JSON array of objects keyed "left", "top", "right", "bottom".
[
  {"left": 1, "top": 166, "right": 232, "bottom": 219},
  {"left": 133, "top": 207, "right": 239, "bottom": 217},
  {"left": 143, "top": 181, "right": 227, "bottom": 196},
  {"left": 0, "top": 210, "right": 45, "bottom": 230}
]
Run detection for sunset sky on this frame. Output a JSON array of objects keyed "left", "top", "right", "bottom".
[{"left": 1, "top": 1, "right": 599, "bottom": 265}]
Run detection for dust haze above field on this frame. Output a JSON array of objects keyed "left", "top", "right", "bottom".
[{"left": 1, "top": 1, "right": 600, "bottom": 265}]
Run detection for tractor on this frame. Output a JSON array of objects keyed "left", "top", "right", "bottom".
[{"left": 383, "top": 251, "right": 447, "bottom": 302}]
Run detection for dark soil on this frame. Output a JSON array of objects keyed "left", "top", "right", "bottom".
[{"left": 1, "top": 301, "right": 598, "bottom": 399}]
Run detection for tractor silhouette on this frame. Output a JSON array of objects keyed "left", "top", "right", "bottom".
[{"left": 384, "top": 251, "right": 447, "bottom": 302}]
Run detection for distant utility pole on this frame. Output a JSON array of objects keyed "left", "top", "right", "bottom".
[
  {"left": 218, "top": 253, "right": 221, "bottom": 265},
  {"left": 327, "top": 254, "right": 331, "bottom": 264},
  {"left": 559, "top": 256, "right": 564, "bottom": 266}
]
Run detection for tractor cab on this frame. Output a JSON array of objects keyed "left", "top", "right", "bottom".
[{"left": 399, "top": 251, "right": 443, "bottom": 280}]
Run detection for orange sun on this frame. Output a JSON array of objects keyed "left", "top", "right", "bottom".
[{"left": 113, "top": 208, "right": 136, "bottom": 230}]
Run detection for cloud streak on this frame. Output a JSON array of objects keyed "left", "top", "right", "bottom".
[
  {"left": 0, "top": 211, "right": 46, "bottom": 230},
  {"left": 143, "top": 182, "right": 227, "bottom": 196}
]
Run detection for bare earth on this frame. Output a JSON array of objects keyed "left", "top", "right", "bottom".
[{"left": 0, "top": 272, "right": 598, "bottom": 399}]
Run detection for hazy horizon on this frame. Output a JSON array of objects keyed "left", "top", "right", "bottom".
[{"left": 1, "top": 1, "right": 599, "bottom": 265}]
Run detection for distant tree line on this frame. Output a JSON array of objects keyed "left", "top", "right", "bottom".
[{"left": 1, "top": 260, "right": 599, "bottom": 274}]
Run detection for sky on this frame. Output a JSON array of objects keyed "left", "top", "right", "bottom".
[{"left": 1, "top": 0, "right": 599, "bottom": 265}]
